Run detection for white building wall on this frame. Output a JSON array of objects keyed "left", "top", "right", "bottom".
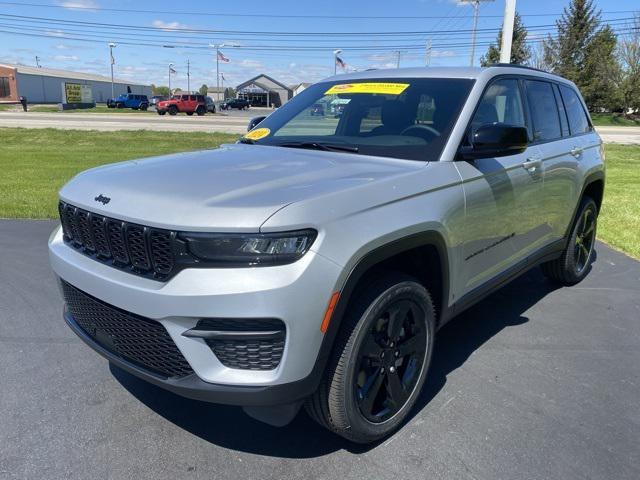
[{"left": 16, "top": 73, "right": 151, "bottom": 103}]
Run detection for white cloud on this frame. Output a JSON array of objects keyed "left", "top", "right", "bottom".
[
  {"left": 53, "top": 55, "right": 79, "bottom": 61},
  {"left": 56, "top": 0, "right": 100, "bottom": 9},
  {"left": 240, "top": 59, "right": 264, "bottom": 69},
  {"left": 152, "top": 20, "right": 191, "bottom": 31}
]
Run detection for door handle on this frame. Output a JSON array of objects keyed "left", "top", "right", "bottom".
[
  {"left": 570, "top": 146, "right": 583, "bottom": 157},
  {"left": 522, "top": 158, "right": 541, "bottom": 171}
]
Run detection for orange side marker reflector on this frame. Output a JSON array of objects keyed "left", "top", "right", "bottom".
[{"left": 320, "top": 292, "right": 341, "bottom": 334}]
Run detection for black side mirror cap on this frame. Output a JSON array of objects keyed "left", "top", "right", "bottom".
[
  {"left": 247, "top": 116, "right": 267, "bottom": 132},
  {"left": 458, "top": 123, "right": 529, "bottom": 160}
]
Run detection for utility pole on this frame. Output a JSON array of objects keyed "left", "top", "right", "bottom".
[
  {"left": 499, "top": 0, "right": 517, "bottom": 63},
  {"left": 187, "top": 59, "right": 190, "bottom": 93},
  {"left": 461, "top": 0, "right": 494, "bottom": 67},
  {"left": 108, "top": 43, "right": 116, "bottom": 99},
  {"left": 35, "top": 55, "right": 41, "bottom": 68},
  {"left": 168, "top": 63, "right": 174, "bottom": 94},
  {"left": 425, "top": 39, "right": 432, "bottom": 66}
]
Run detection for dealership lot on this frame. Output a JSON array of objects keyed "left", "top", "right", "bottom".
[
  {"left": 0, "top": 110, "right": 639, "bottom": 143},
  {"left": 1, "top": 219, "right": 638, "bottom": 479}
]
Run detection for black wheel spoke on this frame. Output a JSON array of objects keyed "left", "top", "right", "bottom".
[
  {"left": 386, "top": 371, "right": 408, "bottom": 407},
  {"left": 387, "top": 302, "right": 410, "bottom": 341},
  {"left": 397, "top": 333, "right": 422, "bottom": 357},
  {"left": 359, "top": 370, "right": 384, "bottom": 415}
]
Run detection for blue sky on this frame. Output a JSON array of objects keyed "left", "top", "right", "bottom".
[{"left": 0, "top": 0, "right": 637, "bottom": 90}]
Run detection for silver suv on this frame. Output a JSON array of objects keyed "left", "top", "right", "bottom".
[{"left": 49, "top": 66, "right": 604, "bottom": 443}]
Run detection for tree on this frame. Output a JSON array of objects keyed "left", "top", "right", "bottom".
[
  {"left": 152, "top": 85, "right": 170, "bottom": 96},
  {"left": 198, "top": 84, "right": 208, "bottom": 96},
  {"left": 617, "top": 14, "right": 640, "bottom": 113},
  {"left": 480, "top": 12, "right": 531, "bottom": 66},
  {"left": 542, "top": 0, "right": 621, "bottom": 111}
]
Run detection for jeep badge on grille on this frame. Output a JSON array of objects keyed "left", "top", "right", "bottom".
[{"left": 94, "top": 194, "right": 111, "bottom": 205}]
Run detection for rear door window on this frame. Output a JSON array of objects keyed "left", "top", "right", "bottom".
[
  {"left": 559, "top": 85, "right": 591, "bottom": 135},
  {"left": 524, "top": 80, "right": 562, "bottom": 142}
]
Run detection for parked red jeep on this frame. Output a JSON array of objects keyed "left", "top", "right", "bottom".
[{"left": 157, "top": 94, "right": 207, "bottom": 116}]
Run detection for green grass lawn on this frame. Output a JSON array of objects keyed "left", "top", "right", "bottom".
[
  {"left": 591, "top": 113, "right": 640, "bottom": 127},
  {"left": 0, "top": 128, "right": 638, "bottom": 258},
  {"left": 597, "top": 144, "right": 640, "bottom": 258},
  {"left": 0, "top": 128, "right": 238, "bottom": 219}
]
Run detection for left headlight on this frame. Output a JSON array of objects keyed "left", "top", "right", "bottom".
[{"left": 178, "top": 229, "right": 317, "bottom": 267}]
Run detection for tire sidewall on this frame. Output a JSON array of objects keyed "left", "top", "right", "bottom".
[
  {"left": 333, "top": 279, "right": 435, "bottom": 441},
  {"left": 564, "top": 198, "right": 598, "bottom": 282}
]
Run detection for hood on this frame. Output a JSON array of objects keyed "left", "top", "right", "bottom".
[{"left": 59, "top": 144, "right": 423, "bottom": 232}]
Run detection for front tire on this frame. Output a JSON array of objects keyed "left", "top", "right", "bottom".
[
  {"left": 306, "top": 274, "right": 435, "bottom": 443},
  {"left": 541, "top": 196, "right": 598, "bottom": 285}
]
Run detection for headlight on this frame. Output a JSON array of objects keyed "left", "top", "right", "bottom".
[{"left": 178, "top": 229, "right": 317, "bottom": 267}]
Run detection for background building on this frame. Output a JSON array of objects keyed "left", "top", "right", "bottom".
[
  {"left": 236, "top": 74, "right": 292, "bottom": 107},
  {"left": 0, "top": 63, "right": 151, "bottom": 103}
]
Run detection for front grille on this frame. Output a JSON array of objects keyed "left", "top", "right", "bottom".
[
  {"left": 58, "top": 201, "right": 176, "bottom": 280},
  {"left": 197, "top": 318, "right": 286, "bottom": 371},
  {"left": 62, "top": 281, "right": 194, "bottom": 379}
]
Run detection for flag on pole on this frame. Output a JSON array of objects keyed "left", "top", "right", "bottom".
[
  {"left": 335, "top": 56, "right": 346, "bottom": 69},
  {"left": 218, "top": 51, "right": 230, "bottom": 63},
  {"left": 169, "top": 66, "right": 176, "bottom": 74}
]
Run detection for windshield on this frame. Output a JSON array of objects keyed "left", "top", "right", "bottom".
[{"left": 243, "top": 78, "right": 474, "bottom": 161}]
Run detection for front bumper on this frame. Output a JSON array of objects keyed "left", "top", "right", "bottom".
[{"left": 49, "top": 226, "right": 342, "bottom": 405}]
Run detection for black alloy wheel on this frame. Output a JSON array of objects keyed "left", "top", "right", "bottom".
[
  {"left": 354, "top": 299, "right": 428, "bottom": 423},
  {"left": 574, "top": 207, "right": 596, "bottom": 275}
]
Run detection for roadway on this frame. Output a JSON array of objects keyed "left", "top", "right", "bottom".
[
  {"left": 1, "top": 220, "right": 639, "bottom": 479},
  {"left": 1, "top": 111, "right": 639, "bottom": 143}
]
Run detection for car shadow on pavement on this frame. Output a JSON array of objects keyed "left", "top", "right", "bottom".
[{"left": 111, "top": 265, "right": 562, "bottom": 458}]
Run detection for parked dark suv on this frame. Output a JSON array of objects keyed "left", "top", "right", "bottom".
[{"left": 221, "top": 98, "right": 250, "bottom": 110}]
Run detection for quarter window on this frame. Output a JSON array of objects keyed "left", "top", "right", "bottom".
[
  {"left": 525, "top": 80, "right": 562, "bottom": 141},
  {"left": 559, "top": 85, "right": 591, "bottom": 135},
  {"left": 0, "top": 77, "right": 10, "bottom": 97}
]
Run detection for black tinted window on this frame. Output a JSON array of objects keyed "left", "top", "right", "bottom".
[
  {"left": 552, "top": 84, "right": 570, "bottom": 137},
  {"left": 559, "top": 85, "right": 591, "bottom": 135},
  {"left": 525, "top": 80, "right": 561, "bottom": 141}
]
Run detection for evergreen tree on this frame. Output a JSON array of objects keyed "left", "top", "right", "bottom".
[
  {"left": 480, "top": 12, "right": 531, "bottom": 66},
  {"left": 542, "top": 0, "right": 621, "bottom": 111}
]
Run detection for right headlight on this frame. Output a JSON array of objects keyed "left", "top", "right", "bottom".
[{"left": 178, "top": 229, "right": 317, "bottom": 267}]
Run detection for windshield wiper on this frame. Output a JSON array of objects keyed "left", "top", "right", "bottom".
[{"left": 279, "top": 142, "right": 359, "bottom": 154}]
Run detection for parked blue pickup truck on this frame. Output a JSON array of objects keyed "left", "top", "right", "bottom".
[{"left": 107, "top": 94, "right": 149, "bottom": 110}]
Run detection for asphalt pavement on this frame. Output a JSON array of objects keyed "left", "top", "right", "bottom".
[
  {"left": 0, "top": 220, "right": 639, "bottom": 479},
  {"left": 0, "top": 110, "right": 639, "bottom": 143}
]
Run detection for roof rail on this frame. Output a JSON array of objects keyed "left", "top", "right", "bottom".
[{"left": 486, "top": 63, "right": 559, "bottom": 76}]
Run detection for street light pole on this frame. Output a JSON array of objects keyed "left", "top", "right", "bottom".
[
  {"left": 499, "top": 0, "right": 517, "bottom": 63},
  {"left": 108, "top": 43, "right": 116, "bottom": 99}
]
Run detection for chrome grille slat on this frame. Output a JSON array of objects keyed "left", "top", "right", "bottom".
[{"left": 58, "top": 201, "right": 176, "bottom": 280}]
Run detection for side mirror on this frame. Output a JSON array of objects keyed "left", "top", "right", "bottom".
[
  {"left": 247, "top": 116, "right": 267, "bottom": 132},
  {"left": 459, "top": 123, "right": 529, "bottom": 159}
]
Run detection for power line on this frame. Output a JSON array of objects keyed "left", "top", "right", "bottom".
[{"left": 0, "top": 1, "right": 636, "bottom": 20}]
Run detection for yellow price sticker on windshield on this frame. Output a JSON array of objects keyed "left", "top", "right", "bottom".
[
  {"left": 325, "top": 82, "right": 410, "bottom": 95},
  {"left": 244, "top": 127, "right": 271, "bottom": 141}
]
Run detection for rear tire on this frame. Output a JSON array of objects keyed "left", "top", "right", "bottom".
[
  {"left": 306, "top": 273, "right": 435, "bottom": 443},
  {"left": 541, "top": 196, "right": 598, "bottom": 285}
]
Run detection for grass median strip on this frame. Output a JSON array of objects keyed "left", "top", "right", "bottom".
[
  {"left": 0, "top": 128, "right": 637, "bottom": 259},
  {"left": 0, "top": 128, "right": 238, "bottom": 219}
]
